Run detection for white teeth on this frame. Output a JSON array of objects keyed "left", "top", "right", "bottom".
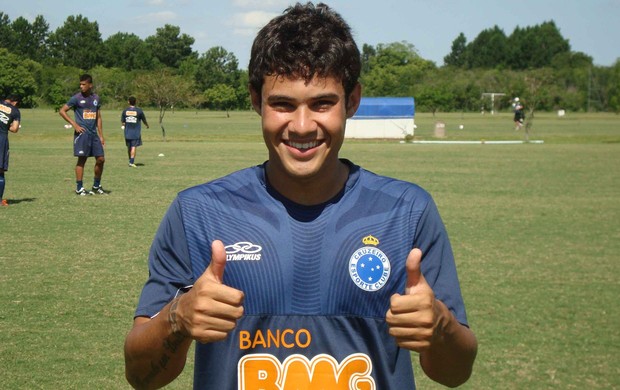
[{"left": 288, "top": 141, "right": 319, "bottom": 149}]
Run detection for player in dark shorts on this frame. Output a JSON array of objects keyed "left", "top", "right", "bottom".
[
  {"left": 59, "top": 74, "right": 107, "bottom": 195},
  {"left": 121, "top": 96, "right": 149, "bottom": 167},
  {"left": 0, "top": 95, "right": 21, "bottom": 206}
]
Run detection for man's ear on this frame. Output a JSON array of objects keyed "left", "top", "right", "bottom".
[
  {"left": 249, "top": 85, "right": 262, "bottom": 115},
  {"left": 346, "top": 83, "right": 362, "bottom": 118}
]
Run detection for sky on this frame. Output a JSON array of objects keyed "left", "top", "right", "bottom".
[{"left": 3, "top": 0, "right": 619, "bottom": 68}]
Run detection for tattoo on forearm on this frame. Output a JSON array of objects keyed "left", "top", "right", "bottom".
[
  {"left": 132, "top": 332, "right": 187, "bottom": 388},
  {"left": 131, "top": 300, "right": 188, "bottom": 388},
  {"left": 168, "top": 297, "right": 182, "bottom": 335}
]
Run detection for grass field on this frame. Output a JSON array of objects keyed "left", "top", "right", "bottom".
[{"left": 1, "top": 109, "right": 619, "bottom": 389}]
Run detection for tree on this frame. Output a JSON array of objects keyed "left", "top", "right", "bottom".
[
  {"left": 134, "top": 69, "right": 193, "bottom": 140},
  {"left": 361, "top": 43, "right": 376, "bottom": 74},
  {"left": 145, "top": 24, "right": 195, "bottom": 68},
  {"left": 8, "top": 16, "right": 49, "bottom": 62},
  {"left": 604, "top": 60, "right": 620, "bottom": 113},
  {"left": 0, "top": 48, "right": 40, "bottom": 107},
  {"left": 508, "top": 21, "right": 570, "bottom": 69},
  {"left": 89, "top": 66, "right": 133, "bottom": 107},
  {"left": 235, "top": 70, "right": 251, "bottom": 109},
  {"left": 465, "top": 26, "right": 509, "bottom": 69},
  {"left": 520, "top": 69, "right": 556, "bottom": 141},
  {"left": 195, "top": 46, "right": 240, "bottom": 92},
  {"left": 204, "top": 84, "right": 237, "bottom": 117},
  {"left": 36, "top": 64, "right": 82, "bottom": 110},
  {"left": 361, "top": 41, "right": 435, "bottom": 96},
  {"left": 444, "top": 33, "right": 467, "bottom": 67},
  {"left": 0, "top": 13, "right": 13, "bottom": 48},
  {"left": 47, "top": 15, "right": 104, "bottom": 69},
  {"left": 103, "top": 32, "right": 155, "bottom": 70},
  {"left": 370, "top": 41, "right": 423, "bottom": 67}
]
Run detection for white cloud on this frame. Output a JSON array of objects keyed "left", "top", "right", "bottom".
[
  {"left": 141, "top": 11, "right": 178, "bottom": 23},
  {"left": 232, "top": 0, "right": 288, "bottom": 10},
  {"left": 232, "top": 11, "right": 279, "bottom": 30}
]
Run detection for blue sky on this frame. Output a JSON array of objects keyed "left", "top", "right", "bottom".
[{"left": 3, "top": 0, "right": 619, "bottom": 68}]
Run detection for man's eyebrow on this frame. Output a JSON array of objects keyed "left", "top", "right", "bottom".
[
  {"left": 312, "top": 93, "right": 340, "bottom": 100},
  {"left": 266, "top": 93, "right": 340, "bottom": 103},
  {"left": 266, "top": 94, "right": 293, "bottom": 103}
]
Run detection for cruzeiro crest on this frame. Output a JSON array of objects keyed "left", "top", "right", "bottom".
[{"left": 349, "top": 235, "right": 391, "bottom": 291}]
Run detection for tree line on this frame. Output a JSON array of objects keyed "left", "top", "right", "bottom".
[{"left": 1, "top": 13, "right": 619, "bottom": 114}]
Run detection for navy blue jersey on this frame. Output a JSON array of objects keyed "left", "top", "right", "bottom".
[
  {"left": 0, "top": 100, "right": 20, "bottom": 136},
  {"left": 135, "top": 160, "right": 468, "bottom": 389},
  {"left": 66, "top": 92, "right": 101, "bottom": 135},
  {"left": 121, "top": 106, "right": 147, "bottom": 140}
]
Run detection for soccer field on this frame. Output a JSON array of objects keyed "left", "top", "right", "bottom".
[{"left": 1, "top": 109, "right": 619, "bottom": 389}]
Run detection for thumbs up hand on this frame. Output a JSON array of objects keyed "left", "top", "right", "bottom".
[
  {"left": 169, "top": 240, "right": 245, "bottom": 344},
  {"left": 386, "top": 248, "right": 440, "bottom": 352}
]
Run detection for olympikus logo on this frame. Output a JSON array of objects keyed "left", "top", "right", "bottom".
[{"left": 226, "top": 241, "right": 263, "bottom": 261}]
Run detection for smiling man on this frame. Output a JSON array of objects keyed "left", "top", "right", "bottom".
[
  {"left": 124, "top": 3, "right": 477, "bottom": 389},
  {"left": 255, "top": 74, "right": 357, "bottom": 205}
]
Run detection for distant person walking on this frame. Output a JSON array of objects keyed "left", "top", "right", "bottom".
[
  {"left": 0, "top": 94, "right": 21, "bottom": 206},
  {"left": 514, "top": 103, "right": 525, "bottom": 131},
  {"left": 121, "top": 96, "right": 149, "bottom": 167},
  {"left": 59, "top": 74, "right": 107, "bottom": 195}
]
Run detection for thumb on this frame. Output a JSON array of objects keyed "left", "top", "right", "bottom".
[
  {"left": 204, "top": 240, "right": 227, "bottom": 283},
  {"left": 404, "top": 248, "right": 425, "bottom": 294}
]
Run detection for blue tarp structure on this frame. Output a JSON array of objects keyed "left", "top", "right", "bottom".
[
  {"left": 353, "top": 97, "right": 415, "bottom": 119},
  {"left": 347, "top": 96, "right": 416, "bottom": 138}
]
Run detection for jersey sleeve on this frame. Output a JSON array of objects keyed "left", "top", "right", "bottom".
[
  {"left": 134, "top": 197, "right": 194, "bottom": 318},
  {"left": 413, "top": 198, "right": 469, "bottom": 327},
  {"left": 66, "top": 95, "right": 78, "bottom": 108}
]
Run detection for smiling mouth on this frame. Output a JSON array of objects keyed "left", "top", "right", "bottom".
[{"left": 285, "top": 140, "right": 323, "bottom": 150}]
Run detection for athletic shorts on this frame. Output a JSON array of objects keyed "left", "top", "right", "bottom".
[
  {"left": 125, "top": 138, "right": 143, "bottom": 148},
  {"left": 73, "top": 132, "right": 105, "bottom": 157},
  {"left": 0, "top": 136, "right": 9, "bottom": 171}
]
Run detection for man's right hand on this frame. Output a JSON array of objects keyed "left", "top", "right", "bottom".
[{"left": 173, "top": 240, "right": 245, "bottom": 343}]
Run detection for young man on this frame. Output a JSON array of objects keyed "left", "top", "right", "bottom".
[
  {"left": 514, "top": 103, "right": 525, "bottom": 130},
  {"left": 124, "top": 3, "right": 477, "bottom": 389},
  {"left": 0, "top": 95, "right": 21, "bottom": 206},
  {"left": 59, "top": 74, "right": 107, "bottom": 195},
  {"left": 121, "top": 96, "right": 149, "bottom": 167}
]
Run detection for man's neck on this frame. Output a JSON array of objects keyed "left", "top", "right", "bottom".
[{"left": 266, "top": 160, "right": 349, "bottom": 206}]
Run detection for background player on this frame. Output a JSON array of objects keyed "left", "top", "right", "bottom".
[
  {"left": 124, "top": 3, "right": 477, "bottom": 389},
  {"left": 59, "top": 74, "right": 107, "bottom": 195},
  {"left": 121, "top": 96, "right": 149, "bottom": 167},
  {"left": 0, "top": 94, "right": 21, "bottom": 206}
]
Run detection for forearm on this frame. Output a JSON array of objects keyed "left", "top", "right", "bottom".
[
  {"left": 59, "top": 107, "right": 73, "bottom": 124},
  {"left": 124, "top": 303, "right": 193, "bottom": 390},
  {"left": 420, "top": 300, "right": 478, "bottom": 387},
  {"left": 97, "top": 116, "right": 104, "bottom": 140}
]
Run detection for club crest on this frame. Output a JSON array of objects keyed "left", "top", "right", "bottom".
[{"left": 349, "top": 235, "right": 391, "bottom": 291}]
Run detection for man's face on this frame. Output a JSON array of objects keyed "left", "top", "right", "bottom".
[
  {"left": 79, "top": 80, "right": 92, "bottom": 94},
  {"left": 251, "top": 74, "right": 360, "bottom": 184}
]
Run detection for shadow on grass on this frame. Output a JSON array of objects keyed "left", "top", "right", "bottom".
[{"left": 6, "top": 198, "right": 37, "bottom": 204}]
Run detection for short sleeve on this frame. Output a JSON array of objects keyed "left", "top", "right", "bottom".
[
  {"left": 413, "top": 199, "right": 469, "bottom": 326},
  {"left": 134, "top": 198, "right": 194, "bottom": 318}
]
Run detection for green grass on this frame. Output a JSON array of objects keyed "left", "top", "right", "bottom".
[{"left": 1, "top": 109, "right": 619, "bottom": 389}]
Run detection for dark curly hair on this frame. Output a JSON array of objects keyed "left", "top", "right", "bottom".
[{"left": 248, "top": 2, "right": 361, "bottom": 101}]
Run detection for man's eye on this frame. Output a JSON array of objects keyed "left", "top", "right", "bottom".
[
  {"left": 314, "top": 101, "right": 335, "bottom": 110},
  {"left": 272, "top": 102, "right": 294, "bottom": 110}
]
